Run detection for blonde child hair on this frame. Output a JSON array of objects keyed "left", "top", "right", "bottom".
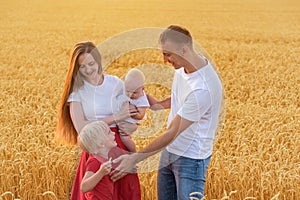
[
  {"left": 79, "top": 121, "right": 110, "bottom": 155},
  {"left": 124, "top": 68, "right": 145, "bottom": 92}
]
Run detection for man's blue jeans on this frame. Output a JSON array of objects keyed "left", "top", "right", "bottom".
[{"left": 157, "top": 149, "right": 211, "bottom": 200}]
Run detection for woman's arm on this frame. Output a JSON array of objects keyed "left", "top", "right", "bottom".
[
  {"left": 81, "top": 160, "right": 112, "bottom": 193},
  {"left": 112, "top": 102, "right": 139, "bottom": 123},
  {"left": 69, "top": 101, "right": 138, "bottom": 134},
  {"left": 69, "top": 102, "right": 90, "bottom": 133},
  {"left": 146, "top": 94, "right": 171, "bottom": 110}
]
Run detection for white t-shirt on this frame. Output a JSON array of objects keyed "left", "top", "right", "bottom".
[
  {"left": 166, "top": 61, "right": 223, "bottom": 159},
  {"left": 114, "top": 91, "right": 150, "bottom": 124},
  {"left": 67, "top": 74, "right": 124, "bottom": 127}
]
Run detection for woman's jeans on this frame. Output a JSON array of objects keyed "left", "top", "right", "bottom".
[{"left": 157, "top": 149, "right": 211, "bottom": 200}]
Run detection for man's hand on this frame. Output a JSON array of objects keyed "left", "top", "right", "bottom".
[{"left": 110, "top": 154, "right": 138, "bottom": 182}]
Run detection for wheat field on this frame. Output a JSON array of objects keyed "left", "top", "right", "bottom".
[{"left": 0, "top": 0, "right": 299, "bottom": 199}]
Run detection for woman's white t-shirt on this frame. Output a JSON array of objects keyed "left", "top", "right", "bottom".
[{"left": 67, "top": 74, "right": 124, "bottom": 127}]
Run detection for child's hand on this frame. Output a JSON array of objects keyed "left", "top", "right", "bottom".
[{"left": 99, "top": 158, "right": 112, "bottom": 175}]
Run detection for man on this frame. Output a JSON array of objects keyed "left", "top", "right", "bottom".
[{"left": 112, "top": 25, "right": 223, "bottom": 200}]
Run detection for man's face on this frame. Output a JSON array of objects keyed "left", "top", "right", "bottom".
[{"left": 161, "top": 40, "right": 185, "bottom": 69}]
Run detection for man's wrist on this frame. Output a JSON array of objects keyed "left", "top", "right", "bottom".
[{"left": 132, "top": 152, "right": 146, "bottom": 164}]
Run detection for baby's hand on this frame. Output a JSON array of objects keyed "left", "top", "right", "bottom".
[{"left": 99, "top": 158, "right": 112, "bottom": 175}]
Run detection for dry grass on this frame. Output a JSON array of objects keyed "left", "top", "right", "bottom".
[{"left": 0, "top": 0, "right": 299, "bottom": 199}]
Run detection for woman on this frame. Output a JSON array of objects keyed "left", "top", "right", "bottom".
[{"left": 56, "top": 41, "right": 141, "bottom": 200}]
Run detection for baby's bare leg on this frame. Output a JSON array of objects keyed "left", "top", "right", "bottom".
[{"left": 120, "top": 134, "right": 136, "bottom": 152}]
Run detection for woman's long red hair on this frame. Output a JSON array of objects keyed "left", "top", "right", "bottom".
[{"left": 56, "top": 41, "right": 102, "bottom": 145}]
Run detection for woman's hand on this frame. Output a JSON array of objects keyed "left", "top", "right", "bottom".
[{"left": 113, "top": 102, "right": 138, "bottom": 122}]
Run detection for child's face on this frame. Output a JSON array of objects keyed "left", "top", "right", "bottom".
[
  {"left": 78, "top": 129, "right": 117, "bottom": 153},
  {"left": 126, "top": 86, "right": 144, "bottom": 100},
  {"left": 104, "top": 129, "right": 117, "bottom": 149}
]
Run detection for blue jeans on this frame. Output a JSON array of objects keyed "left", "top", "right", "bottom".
[{"left": 157, "top": 149, "right": 211, "bottom": 200}]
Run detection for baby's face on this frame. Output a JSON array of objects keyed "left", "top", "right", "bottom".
[{"left": 126, "top": 86, "right": 144, "bottom": 99}]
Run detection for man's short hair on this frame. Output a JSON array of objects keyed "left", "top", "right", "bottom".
[{"left": 160, "top": 25, "right": 193, "bottom": 48}]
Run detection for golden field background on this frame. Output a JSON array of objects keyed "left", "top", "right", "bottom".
[{"left": 0, "top": 0, "right": 299, "bottom": 199}]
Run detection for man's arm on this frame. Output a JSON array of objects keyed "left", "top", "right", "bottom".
[
  {"left": 112, "top": 90, "right": 212, "bottom": 181},
  {"left": 146, "top": 94, "right": 171, "bottom": 110},
  {"left": 139, "top": 114, "right": 192, "bottom": 155},
  {"left": 111, "top": 114, "right": 193, "bottom": 181}
]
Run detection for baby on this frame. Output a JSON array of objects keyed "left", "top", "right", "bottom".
[
  {"left": 78, "top": 121, "right": 116, "bottom": 199},
  {"left": 115, "top": 68, "right": 150, "bottom": 152}
]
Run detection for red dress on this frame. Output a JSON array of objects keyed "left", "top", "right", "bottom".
[
  {"left": 84, "top": 155, "right": 114, "bottom": 200},
  {"left": 70, "top": 127, "right": 141, "bottom": 200}
]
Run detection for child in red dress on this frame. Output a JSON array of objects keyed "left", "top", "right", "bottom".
[{"left": 78, "top": 121, "right": 117, "bottom": 200}]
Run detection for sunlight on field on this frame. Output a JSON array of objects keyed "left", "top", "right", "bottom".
[{"left": 0, "top": 0, "right": 299, "bottom": 199}]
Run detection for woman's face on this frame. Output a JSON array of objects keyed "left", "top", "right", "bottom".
[{"left": 78, "top": 53, "right": 99, "bottom": 82}]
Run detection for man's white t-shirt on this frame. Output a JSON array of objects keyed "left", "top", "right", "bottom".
[
  {"left": 166, "top": 61, "right": 223, "bottom": 159},
  {"left": 67, "top": 74, "right": 124, "bottom": 127}
]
